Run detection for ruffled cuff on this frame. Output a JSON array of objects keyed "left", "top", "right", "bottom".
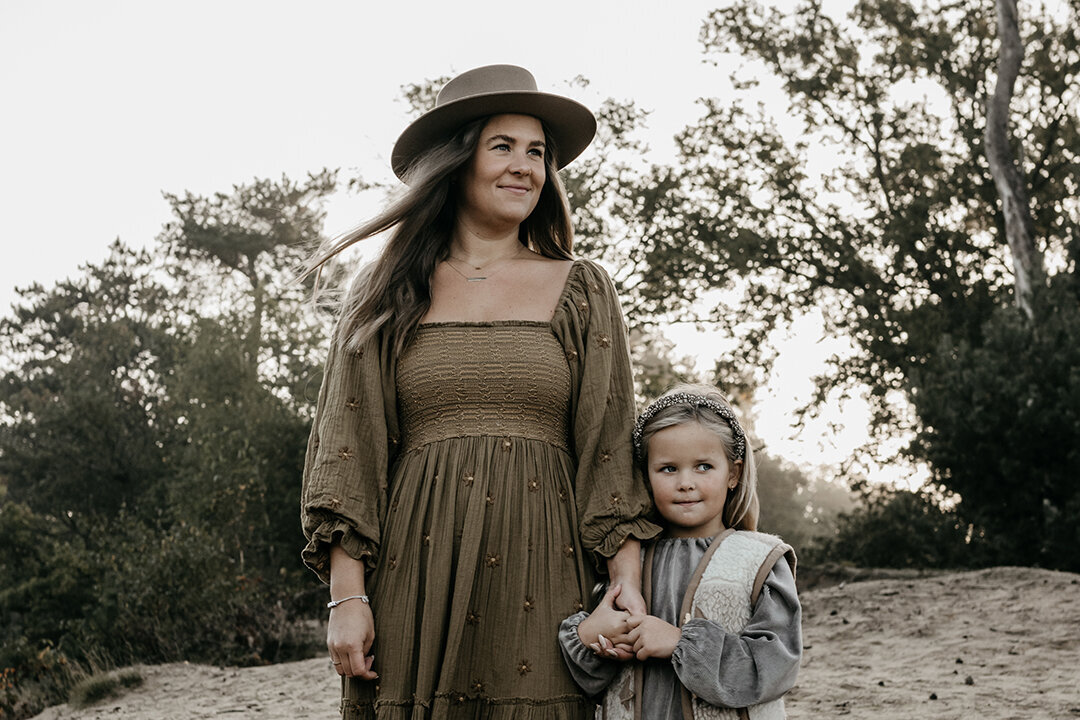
[
  {"left": 301, "top": 516, "right": 378, "bottom": 585},
  {"left": 586, "top": 516, "right": 663, "bottom": 572},
  {"left": 558, "top": 611, "right": 620, "bottom": 697}
]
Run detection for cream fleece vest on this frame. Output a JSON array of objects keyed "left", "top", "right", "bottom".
[{"left": 600, "top": 530, "right": 795, "bottom": 720}]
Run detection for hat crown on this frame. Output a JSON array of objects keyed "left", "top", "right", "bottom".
[{"left": 436, "top": 65, "right": 539, "bottom": 107}]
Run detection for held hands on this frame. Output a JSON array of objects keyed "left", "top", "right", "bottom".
[
  {"left": 327, "top": 599, "right": 378, "bottom": 679},
  {"left": 626, "top": 614, "right": 682, "bottom": 660},
  {"left": 576, "top": 584, "right": 636, "bottom": 661}
]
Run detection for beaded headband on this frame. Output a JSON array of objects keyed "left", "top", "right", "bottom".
[{"left": 632, "top": 393, "right": 747, "bottom": 461}]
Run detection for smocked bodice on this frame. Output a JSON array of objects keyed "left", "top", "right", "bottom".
[{"left": 396, "top": 322, "right": 572, "bottom": 453}]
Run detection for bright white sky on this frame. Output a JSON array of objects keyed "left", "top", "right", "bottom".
[{"left": 0, "top": 0, "right": 919, "bottom": 486}]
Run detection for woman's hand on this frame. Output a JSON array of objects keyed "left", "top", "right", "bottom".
[
  {"left": 328, "top": 599, "right": 377, "bottom": 679},
  {"left": 626, "top": 614, "right": 682, "bottom": 660},
  {"left": 327, "top": 543, "right": 377, "bottom": 679},
  {"left": 613, "top": 583, "right": 647, "bottom": 616},
  {"left": 577, "top": 584, "right": 635, "bottom": 661}
]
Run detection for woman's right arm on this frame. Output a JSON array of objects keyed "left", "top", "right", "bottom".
[
  {"left": 301, "top": 323, "right": 393, "bottom": 575},
  {"left": 327, "top": 544, "right": 377, "bottom": 679},
  {"left": 301, "top": 329, "right": 394, "bottom": 677}
]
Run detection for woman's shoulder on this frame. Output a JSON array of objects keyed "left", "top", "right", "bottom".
[{"left": 563, "top": 257, "right": 619, "bottom": 299}]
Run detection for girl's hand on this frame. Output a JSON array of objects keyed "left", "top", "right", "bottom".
[
  {"left": 626, "top": 614, "right": 682, "bottom": 660},
  {"left": 577, "top": 584, "right": 635, "bottom": 660},
  {"left": 328, "top": 599, "right": 378, "bottom": 679}
]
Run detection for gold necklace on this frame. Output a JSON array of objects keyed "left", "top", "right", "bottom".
[{"left": 445, "top": 246, "right": 525, "bottom": 282}]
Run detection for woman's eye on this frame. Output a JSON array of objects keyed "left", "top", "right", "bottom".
[
  {"left": 492, "top": 142, "right": 511, "bottom": 151},
  {"left": 528, "top": 147, "right": 544, "bottom": 158}
]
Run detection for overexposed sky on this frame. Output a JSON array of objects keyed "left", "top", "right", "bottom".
[
  {"left": 0, "top": 0, "right": 916, "bottom": 485},
  {"left": 1, "top": 0, "right": 722, "bottom": 304}
]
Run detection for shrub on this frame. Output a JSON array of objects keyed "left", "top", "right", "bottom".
[
  {"left": 0, "top": 502, "right": 318, "bottom": 719},
  {"left": 68, "top": 669, "right": 143, "bottom": 709},
  {"left": 816, "top": 486, "right": 976, "bottom": 568}
]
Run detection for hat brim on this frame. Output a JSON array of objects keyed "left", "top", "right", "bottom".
[{"left": 391, "top": 91, "right": 597, "bottom": 181}]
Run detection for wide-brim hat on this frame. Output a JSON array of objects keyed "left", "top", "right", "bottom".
[{"left": 390, "top": 64, "right": 597, "bottom": 181}]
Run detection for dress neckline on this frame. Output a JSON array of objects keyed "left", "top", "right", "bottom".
[{"left": 418, "top": 259, "right": 583, "bottom": 328}]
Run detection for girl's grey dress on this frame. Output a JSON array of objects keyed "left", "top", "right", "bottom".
[{"left": 558, "top": 536, "right": 801, "bottom": 719}]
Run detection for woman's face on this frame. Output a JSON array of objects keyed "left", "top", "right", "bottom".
[{"left": 458, "top": 114, "right": 547, "bottom": 232}]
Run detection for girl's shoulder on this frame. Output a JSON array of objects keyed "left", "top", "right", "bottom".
[{"left": 707, "top": 530, "right": 797, "bottom": 589}]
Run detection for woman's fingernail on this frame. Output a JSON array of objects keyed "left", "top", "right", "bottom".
[{"left": 606, "top": 649, "right": 619, "bottom": 657}]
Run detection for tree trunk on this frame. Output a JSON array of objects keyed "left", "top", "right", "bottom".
[{"left": 985, "top": 0, "right": 1043, "bottom": 320}]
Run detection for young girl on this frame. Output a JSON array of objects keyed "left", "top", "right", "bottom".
[{"left": 558, "top": 385, "right": 802, "bottom": 719}]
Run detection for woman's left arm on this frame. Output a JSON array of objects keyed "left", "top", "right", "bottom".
[
  {"left": 606, "top": 538, "right": 645, "bottom": 614},
  {"left": 563, "top": 260, "right": 661, "bottom": 585}
]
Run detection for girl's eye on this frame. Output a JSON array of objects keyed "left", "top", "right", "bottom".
[
  {"left": 695, "top": 463, "right": 713, "bottom": 472},
  {"left": 657, "top": 465, "right": 677, "bottom": 474}
]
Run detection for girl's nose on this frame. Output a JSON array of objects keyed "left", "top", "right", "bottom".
[{"left": 676, "top": 473, "right": 695, "bottom": 490}]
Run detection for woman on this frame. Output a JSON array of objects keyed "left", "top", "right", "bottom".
[{"left": 301, "top": 64, "right": 661, "bottom": 719}]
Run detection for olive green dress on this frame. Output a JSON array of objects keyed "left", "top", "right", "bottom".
[{"left": 301, "top": 259, "right": 660, "bottom": 719}]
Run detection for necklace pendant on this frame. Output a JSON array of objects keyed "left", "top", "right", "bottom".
[{"left": 467, "top": 276, "right": 486, "bottom": 282}]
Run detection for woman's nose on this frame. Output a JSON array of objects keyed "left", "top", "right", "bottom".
[{"left": 508, "top": 152, "right": 532, "bottom": 175}]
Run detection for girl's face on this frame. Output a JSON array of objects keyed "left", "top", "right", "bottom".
[
  {"left": 647, "top": 421, "right": 742, "bottom": 538},
  {"left": 458, "top": 113, "right": 546, "bottom": 233}
]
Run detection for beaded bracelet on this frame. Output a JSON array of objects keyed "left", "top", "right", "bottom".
[{"left": 327, "top": 594, "right": 369, "bottom": 609}]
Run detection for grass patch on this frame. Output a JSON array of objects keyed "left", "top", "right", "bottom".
[{"left": 68, "top": 669, "right": 143, "bottom": 709}]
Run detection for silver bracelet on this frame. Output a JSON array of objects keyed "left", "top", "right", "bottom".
[{"left": 327, "top": 594, "right": 369, "bottom": 609}]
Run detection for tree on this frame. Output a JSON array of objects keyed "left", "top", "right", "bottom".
[
  {"left": 568, "top": 0, "right": 1079, "bottom": 567},
  {"left": 0, "top": 173, "right": 340, "bottom": 718},
  {"left": 0, "top": 243, "right": 176, "bottom": 522},
  {"left": 161, "top": 170, "right": 336, "bottom": 394}
]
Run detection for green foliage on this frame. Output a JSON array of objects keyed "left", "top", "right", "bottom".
[
  {"left": 0, "top": 173, "right": 334, "bottom": 719},
  {"left": 563, "top": 0, "right": 1080, "bottom": 569},
  {"left": 0, "top": 243, "right": 176, "bottom": 520},
  {"left": 629, "top": 327, "right": 703, "bottom": 408},
  {"left": 909, "top": 279, "right": 1080, "bottom": 569},
  {"left": 818, "top": 486, "right": 974, "bottom": 568},
  {"left": 671, "top": 0, "right": 1079, "bottom": 417},
  {"left": 0, "top": 641, "right": 76, "bottom": 720}
]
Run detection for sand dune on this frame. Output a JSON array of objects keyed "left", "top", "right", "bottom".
[{"left": 31, "top": 566, "right": 1080, "bottom": 719}]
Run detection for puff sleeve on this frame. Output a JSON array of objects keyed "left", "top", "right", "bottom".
[
  {"left": 300, "top": 325, "right": 399, "bottom": 584},
  {"left": 551, "top": 259, "right": 662, "bottom": 569},
  {"left": 673, "top": 559, "right": 802, "bottom": 707}
]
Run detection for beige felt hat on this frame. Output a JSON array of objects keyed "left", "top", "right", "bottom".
[{"left": 390, "top": 64, "right": 597, "bottom": 181}]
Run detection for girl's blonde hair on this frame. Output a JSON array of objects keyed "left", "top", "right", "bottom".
[
  {"left": 634, "top": 383, "right": 759, "bottom": 531},
  {"left": 302, "top": 115, "right": 574, "bottom": 356}
]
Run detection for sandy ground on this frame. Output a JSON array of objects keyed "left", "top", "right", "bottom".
[{"left": 31, "top": 566, "right": 1080, "bottom": 719}]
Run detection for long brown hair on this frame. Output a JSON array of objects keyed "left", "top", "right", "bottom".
[{"left": 303, "top": 115, "right": 575, "bottom": 356}]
